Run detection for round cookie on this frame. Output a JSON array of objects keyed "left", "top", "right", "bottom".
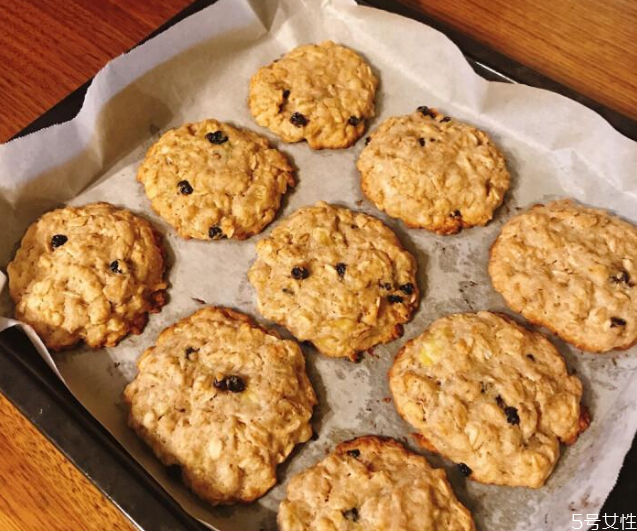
[
  {"left": 278, "top": 436, "right": 476, "bottom": 531},
  {"left": 137, "top": 119, "right": 294, "bottom": 240},
  {"left": 357, "top": 106, "right": 510, "bottom": 234},
  {"left": 248, "top": 202, "right": 419, "bottom": 360},
  {"left": 124, "top": 306, "right": 317, "bottom": 505},
  {"left": 7, "top": 202, "right": 166, "bottom": 351},
  {"left": 489, "top": 199, "right": 637, "bottom": 353},
  {"left": 248, "top": 41, "right": 378, "bottom": 150},
  {"left": 389, "top": 311, "right": 589, "bottom": 488}
]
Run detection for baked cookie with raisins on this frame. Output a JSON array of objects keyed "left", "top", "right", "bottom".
[
  {"left": 137, "top": 119, "right": 294, "bottom": 240},
  {"left": 489, "top": 199, "right": 637, "bottom": 352},
  {"left": 248, "top": 202, "right": 419, "bottom": 360},
  {"left": 248, "top": 41, "right": 378, "bottom": 149},
  {"left": 389, "top": 311, "right": 589, "bottom": 488},
  {"left": 7, "top": 202, "right": 166, "bottom": 350},
  {"left": 278, "top": 436, "right": 476, "bottom": 531},
  {"left": 357, "top": 106, "right": 510, "bottom": 234},
  {"left": 124, "top": 306, "right": 316, "bottom": 505}
]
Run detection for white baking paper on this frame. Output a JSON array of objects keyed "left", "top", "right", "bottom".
[{"left": 1, "top": 0, "right": 636, "bottom": 529}]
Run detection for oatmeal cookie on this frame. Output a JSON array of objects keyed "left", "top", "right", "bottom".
[
  {"left": 278, "top": 436, "right": 476, "bottom": 531},
  {"left": 7, "top": 202, "right": 166, "bottom": 350},
  {"left": 389, "top": 311, "right": 589, "bottom": 488},
  {"left": 248, "top": 41, "right": 378, "bottom": 149},
  {"left": 248, "top": 202, "right": 419, "bottom": 360},
  {"left": 124, "top": 306, "right": 317, "bottom": 505},
  {"left": 357, "top": 106, "right": 510, "bottom": 234},
  {"left": 489, "top": 199, "right": 637, "bottom": 352},
  {"left": 137, "top": 119, "right": 294, "bottom": 240}
]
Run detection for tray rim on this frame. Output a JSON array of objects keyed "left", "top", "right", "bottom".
[{"left": 1, "top": 0, "right": 635, "bottom": 530}]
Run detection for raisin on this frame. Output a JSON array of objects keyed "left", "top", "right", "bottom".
[
  {"left": 526, "top": 354, "right": 536, "bottom": 362},
  {"left": 399, "top": 283, "right": 415, "bottom": 295},
  {"left": 610, "top": 271, "right": 631, "bottom": 285},
  {"left": 226, "top": 376, "right": 246, "bottom": 392},
  {"left": 348, "top": 116, "right": 361, "bottom": 126},
  {"left": 291, "top": 266, "right": 310, "bottom": 280},
  {"left": 365, "top": 136, "right": 371, "bottom": 145},
  {"left": 51, "top": 234, "right": 68, "bottom": 249},
  {"left": 388, "top": 294, "right": 403, "bottom": 304},
  {"left": 346, "top": 449, "right": 361, "bottom": 458},
  {"left": 417, "top": 105, "right": 436, "bottom": 118},
  {"left": 440, "top": 116, "right": 452, "bottom": 123},
  {"left": 495, "top": 395, "right": 506, "bottom": 409},
  {"left": 209, "top": 226, "right": 226, "bottom": 240},
  {"left": 185, "top": 347, "right": 197, "bottom": 360},
  {"left": 290, "top": 112, "right": 308, "bottom": 127},
  {"left": 450, "top": 210, "right": 462, "bottom": 218},
  {"left": 178, "top": 180, "right": 193, "bottom": 195},
  {"left": 335, "top": 263, "right": 347, "bottom": 277},
  {"left": 419, "top": 137, "right": 425, "bottom": 146},
  {"left": 458, "top": 463, "right": 472, "bottom": 477},
  {"left": 206, "top": 130, "right": 228, "bottom": 144},
  {"left": 505, "top": 406, "right": 520, "bottom": 425},
  {"left": 109, "top": 260, "right": 123, "bottom": 274},
  {"left": 342, "top": 508, "right": 359, "bottom": 522},
  {"left": 214, "top": 375, "right": 246, "bottom": 393},
  {"left": 213, "top": 377, "right": 227, "bottom": 391},
  {"left": 279, "top": 89, "right": 291, "bottom": 112},
  {"left": 611, "top": 317, "right": 627, "bottom": 327}
]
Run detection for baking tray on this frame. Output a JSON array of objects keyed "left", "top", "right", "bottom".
[{"left": 1, "top": 0, "right": 635, "bottom": 529}]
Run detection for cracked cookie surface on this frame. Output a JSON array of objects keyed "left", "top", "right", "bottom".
[
  {"left": 357, "top": 107, "right": 510, "bottom": 234},
  {"left": 248, "top": 41, "right": 378, "bottom": 149},
  {"left": 124, "top": 306, "right": 316, "bottom": 505},
  {"left": 489, "top": 199, "right": 637, "bottom": 352},
  {"left": 248, "top": 202, "right": 419, "bottom": 360},
  {"left": 389, "top": 311, "right": 588, "bottom": 488},
  {"left": 137, "top": 119, "right": 294, "bottom": 240},
  {"left": 278, "top": 436, "right": 476, "bottom": 531},
  {"left": 7, "top": 202, "right": 166, "bottom": 350}
]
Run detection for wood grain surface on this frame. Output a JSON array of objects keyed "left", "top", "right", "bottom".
[
  {"left": 395, "top": 0, "right": 637, "bottom": 121},
  {"left": 0, "top": 0, "right": 194, "bottom": 142},
  {"left": 0, "top": 393, "right": 136, "bottom": 531},
  {"left": 0, "top": 0, "right": 635, "bottom": 530}
]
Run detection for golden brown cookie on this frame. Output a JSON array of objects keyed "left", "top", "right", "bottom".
[
  {"left": 137, "top": 119, "right": 294, "bottom": 240},
  {"left": 124, "top": 306, "right": 317, "bottom": 505},
  {"left": 7, "top": 202, "right": 166, "bottom": 350},
  {"left": 357, "top": 107, "right": 510, "bottom": 234},
  {"left": 248, "top": 41, "right": 378, "bottom": 149},
  {"left": 277, "top": 436, "right": 476, "bottom": 531},
  {"left": 248, "top": 202, "right": 419, "bottom": 360},
  {"left": 389, "top": 311, "right": 589, "bottom": 488},
  {"left": 489, "top": 199, "right": 637, "bottom": 352}
]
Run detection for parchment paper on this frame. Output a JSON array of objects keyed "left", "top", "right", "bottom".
[{"left": 1, "top": 0, "right": 636, "bottom": 529}]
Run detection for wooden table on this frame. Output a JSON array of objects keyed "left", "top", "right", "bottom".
[{"left": 0, "top": 0, "right": 635, "bottom": 529}]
